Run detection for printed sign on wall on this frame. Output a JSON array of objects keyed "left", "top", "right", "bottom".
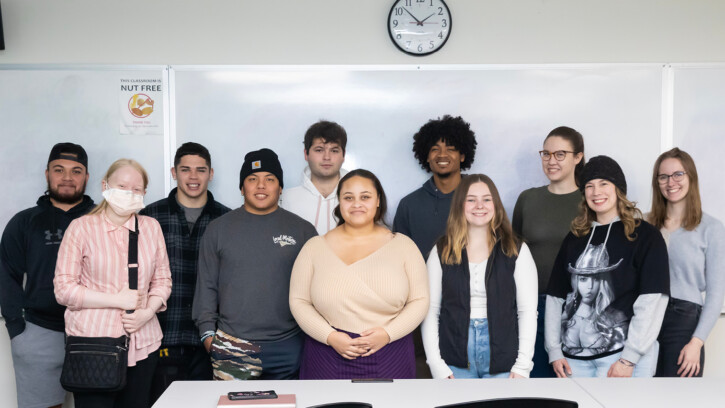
[{"left": 120, "top": 77, "right": 163, "bottom": 135}]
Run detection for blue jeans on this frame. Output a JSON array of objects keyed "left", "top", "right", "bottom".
[
  {"left": 448, "top": 319, "right": 510, "bottom": 379},
  {"left": 566, "top": 341, "right": 659, "bottom": 378}
]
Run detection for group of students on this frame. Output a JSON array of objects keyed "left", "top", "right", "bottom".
[{"left": 1, "top": 117, "right": 723, "bottom": 408}]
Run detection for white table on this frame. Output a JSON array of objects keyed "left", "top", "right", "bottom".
[
  {"left": 571, "top": 377, "right": 725, "bottom": 407},
  {"left": 154, "top": 379, "right": 603, "bottom": 408}
]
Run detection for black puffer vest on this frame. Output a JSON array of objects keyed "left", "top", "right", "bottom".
[{"left": 437, "top": 239, "right": 519, "bottom": 374}]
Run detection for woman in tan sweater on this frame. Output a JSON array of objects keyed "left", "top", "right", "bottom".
[{"left": 290, "top": 169, "right": 429, "bottom": 379}]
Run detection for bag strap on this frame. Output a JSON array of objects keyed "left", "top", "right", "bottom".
[{"left": 126, "top": 215, "right": 139, "bottom": 314}]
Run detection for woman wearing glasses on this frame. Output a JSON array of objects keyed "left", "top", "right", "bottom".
[
  {"left": 648, "top": 148, "right": 725, "bottom": 377},
  {"left": 512, "top": 126, "right": 585, "bottom": 377}
]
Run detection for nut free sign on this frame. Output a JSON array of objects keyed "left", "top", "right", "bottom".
[{"left": 120, "top": 78, "right": 163, "bottom": 136}]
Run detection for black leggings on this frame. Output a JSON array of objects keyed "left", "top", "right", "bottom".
[
  {"left": 74, "top": 350, "right": 159, "bottom": 408},
  {"left": 655, "top": 298, "right": 705, "bottom": 377}
]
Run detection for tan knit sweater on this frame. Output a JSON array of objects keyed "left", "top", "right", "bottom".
[{"left": 289, "top": 233, "right": 429, "bottom": 344}]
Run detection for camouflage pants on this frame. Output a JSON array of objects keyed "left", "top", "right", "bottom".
[{"left": 209, "top": 330, "right": 263, "bottom": 380}]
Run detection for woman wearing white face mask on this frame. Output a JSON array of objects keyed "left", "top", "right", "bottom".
[{"left": 54, "top": 159, "right": 171, "bottom": 408}]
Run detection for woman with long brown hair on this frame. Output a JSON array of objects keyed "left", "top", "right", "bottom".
[
  {"left": 512, "top": 126, "right": 585, "bottom": 377},
  {"left": 421, "top": 174, "right": 538, "bottom": 378},
  {"left": 545, "top": 156, "right": 669, "bottom": 378},
  {"left": 649, "top": 148, "right": 725, "bottom": 377}
]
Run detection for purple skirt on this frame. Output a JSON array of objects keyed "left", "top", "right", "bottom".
[{"left": 299, "top": 329, "right": 415, "bottom": 380}]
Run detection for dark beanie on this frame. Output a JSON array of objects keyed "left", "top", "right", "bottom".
[
  {"left": 579, "top": 155, "right": 627, "bottom": 194},
  {"left": 48, "top": 142, "right": 88, "bottom": 170},
  {"left": 239, "top": 148, "right": 284, "bottom": 189}
]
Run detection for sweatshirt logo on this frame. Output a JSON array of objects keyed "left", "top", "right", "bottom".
[
  {"left": 273, "top": 235, "right": 297, "bottom": 247},
  {"left": 45, "top": 229, "right": 64, "bottom": 245}
]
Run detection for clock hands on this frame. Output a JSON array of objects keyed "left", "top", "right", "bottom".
[
  {"left": 420, "top": 13, "right": 436, "bottom": 24},
  {"left": 389, "top": 1, "right": 450, "bottom": 55},
  {"left": 402, "top": 7, "right": 424, "bottom": 26}
]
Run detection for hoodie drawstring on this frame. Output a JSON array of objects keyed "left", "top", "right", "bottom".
[
  {"left": 587, "top": 221, "right": 616, "bottom": 265},
  {"left": 314, "top": 195, "right": 322, "bottom": 230}
]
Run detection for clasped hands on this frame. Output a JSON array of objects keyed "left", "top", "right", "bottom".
[
  {"left": 115, "top": 286, "right": 153, "bottom": 334},
  {"left": 327, "top": 327, "right": 390, "bottom": 360}
]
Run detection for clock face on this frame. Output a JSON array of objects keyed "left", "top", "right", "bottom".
[{"left": 388, "top": 0, "right": 452, "bottom": 56}]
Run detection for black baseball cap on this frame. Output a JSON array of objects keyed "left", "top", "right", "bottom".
[{"left": 47, "top": 142, "right": 88, "bottom": 170}]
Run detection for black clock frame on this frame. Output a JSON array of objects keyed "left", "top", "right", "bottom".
[{"left": 387, "top": 0, "right": 452, "bottom": 57}]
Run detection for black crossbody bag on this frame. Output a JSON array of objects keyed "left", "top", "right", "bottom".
[{"left": 60, "top": 216, "right": 139, "bottom": 392}]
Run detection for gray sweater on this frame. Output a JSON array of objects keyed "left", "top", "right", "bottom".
[
  {"left": 663, "top": 213, "right": 725, "bottom": 341},
  {"left": 192, "top": 206, "right": 317, "bottom": 342}
]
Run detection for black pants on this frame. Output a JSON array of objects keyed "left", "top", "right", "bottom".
[
  {"left": 149, "top": 346, "right": 213, "bottom": 405},
  {"left": 655, "top": 298, "right": 705, "bottom": 377},
  {"left": 530, "top": 294, "right": 557, "bottom": 378},
  {"left": 74, "top": 350, "right": 159, "bottom": 408}
]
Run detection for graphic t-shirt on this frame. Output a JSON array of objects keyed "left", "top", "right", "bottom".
[{"left": 546, "top": 220, "right": 669, "bottom": 359}]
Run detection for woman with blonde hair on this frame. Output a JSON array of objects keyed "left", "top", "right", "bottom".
[
  {"left": 649, "top": 148, "right": 725, "bottom": 377},
  {"left": 545, "top": 155, "right": 669, "bottom": 378},
  {"left": 55, "top": 159, "right": 171, "bottom": 407},
  {"left": 421, "top": 174, "right": 538, "bottom": 378}
]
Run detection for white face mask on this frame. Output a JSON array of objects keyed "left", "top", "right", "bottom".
[{"left": 102, "top": 188, "right": 145, "bottom": 217}]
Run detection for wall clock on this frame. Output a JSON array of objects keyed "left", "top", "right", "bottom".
[{"left": 388, "top": 0, "right": 452, "bottom": 56}]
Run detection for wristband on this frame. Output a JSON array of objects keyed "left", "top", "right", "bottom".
[
  {"left": 618, "top": 358, "right": 635, "bottom": 367},
  {"left": 200, "top": 330, "right": 216, "bottom": 343}
]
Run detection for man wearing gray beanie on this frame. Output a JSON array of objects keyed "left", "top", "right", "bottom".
[{"left": 193, "top": 148, "right": 317, "bottom": 380}]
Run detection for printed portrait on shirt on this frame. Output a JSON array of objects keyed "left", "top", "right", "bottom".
[{"left": 560, "top": 243, "right": 628, "bottom": 357}]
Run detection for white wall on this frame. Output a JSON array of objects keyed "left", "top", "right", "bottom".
[
  {"left": 1, "top": 1, "right": 725, "bottom": 407},
  {"left": 1, "top": 1, "right": 725, "bottom": 65}
]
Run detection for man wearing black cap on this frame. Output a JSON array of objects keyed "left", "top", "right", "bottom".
[
  {"left": 0, "top": 142, "right": 95, "bottom": 408},
  {"left": 192, "top": 148, "right": 317, "bottom": 380}
]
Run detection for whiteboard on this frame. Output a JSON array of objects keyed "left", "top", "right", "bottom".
[
  {"left": 0, "top": 66, "right": 168, "bottom": 230},
  {"left": 171, "top": 65, "right": 663, "bottom": 222},
  {"left": 672, "top": 65, "right": 725, "bottom": 223},
  {"left": 671, "top": 65, "right": 725, "bottom": 313}
]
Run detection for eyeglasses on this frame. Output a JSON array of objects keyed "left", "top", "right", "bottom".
[
  {"left": 657, "top": 171, "right": 687, "bottom": 185},
  {"left": 539, "top": 150, "right": 576, "bottom": 161}
]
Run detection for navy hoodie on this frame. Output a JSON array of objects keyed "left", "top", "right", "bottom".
[
  {"left": 393, "top": 177, "right": 455, "bottom": 259},
  {"left": 0, "top": 195, "right": 95, "bottom": 338}
]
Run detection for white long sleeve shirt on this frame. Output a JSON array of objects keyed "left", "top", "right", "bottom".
[{"left": 422, "top": 243, "right": 538, "bottom": 378}]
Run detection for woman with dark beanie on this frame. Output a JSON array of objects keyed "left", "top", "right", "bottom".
[
  {"left": 649, "top": 148, "right": 725, "bottom": 377},
  {"left": 512, "top": 126, "right": 585, "bottom": 377},
  {"left": 545, "top": 155, "right": 670, "bottom": 377}
]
